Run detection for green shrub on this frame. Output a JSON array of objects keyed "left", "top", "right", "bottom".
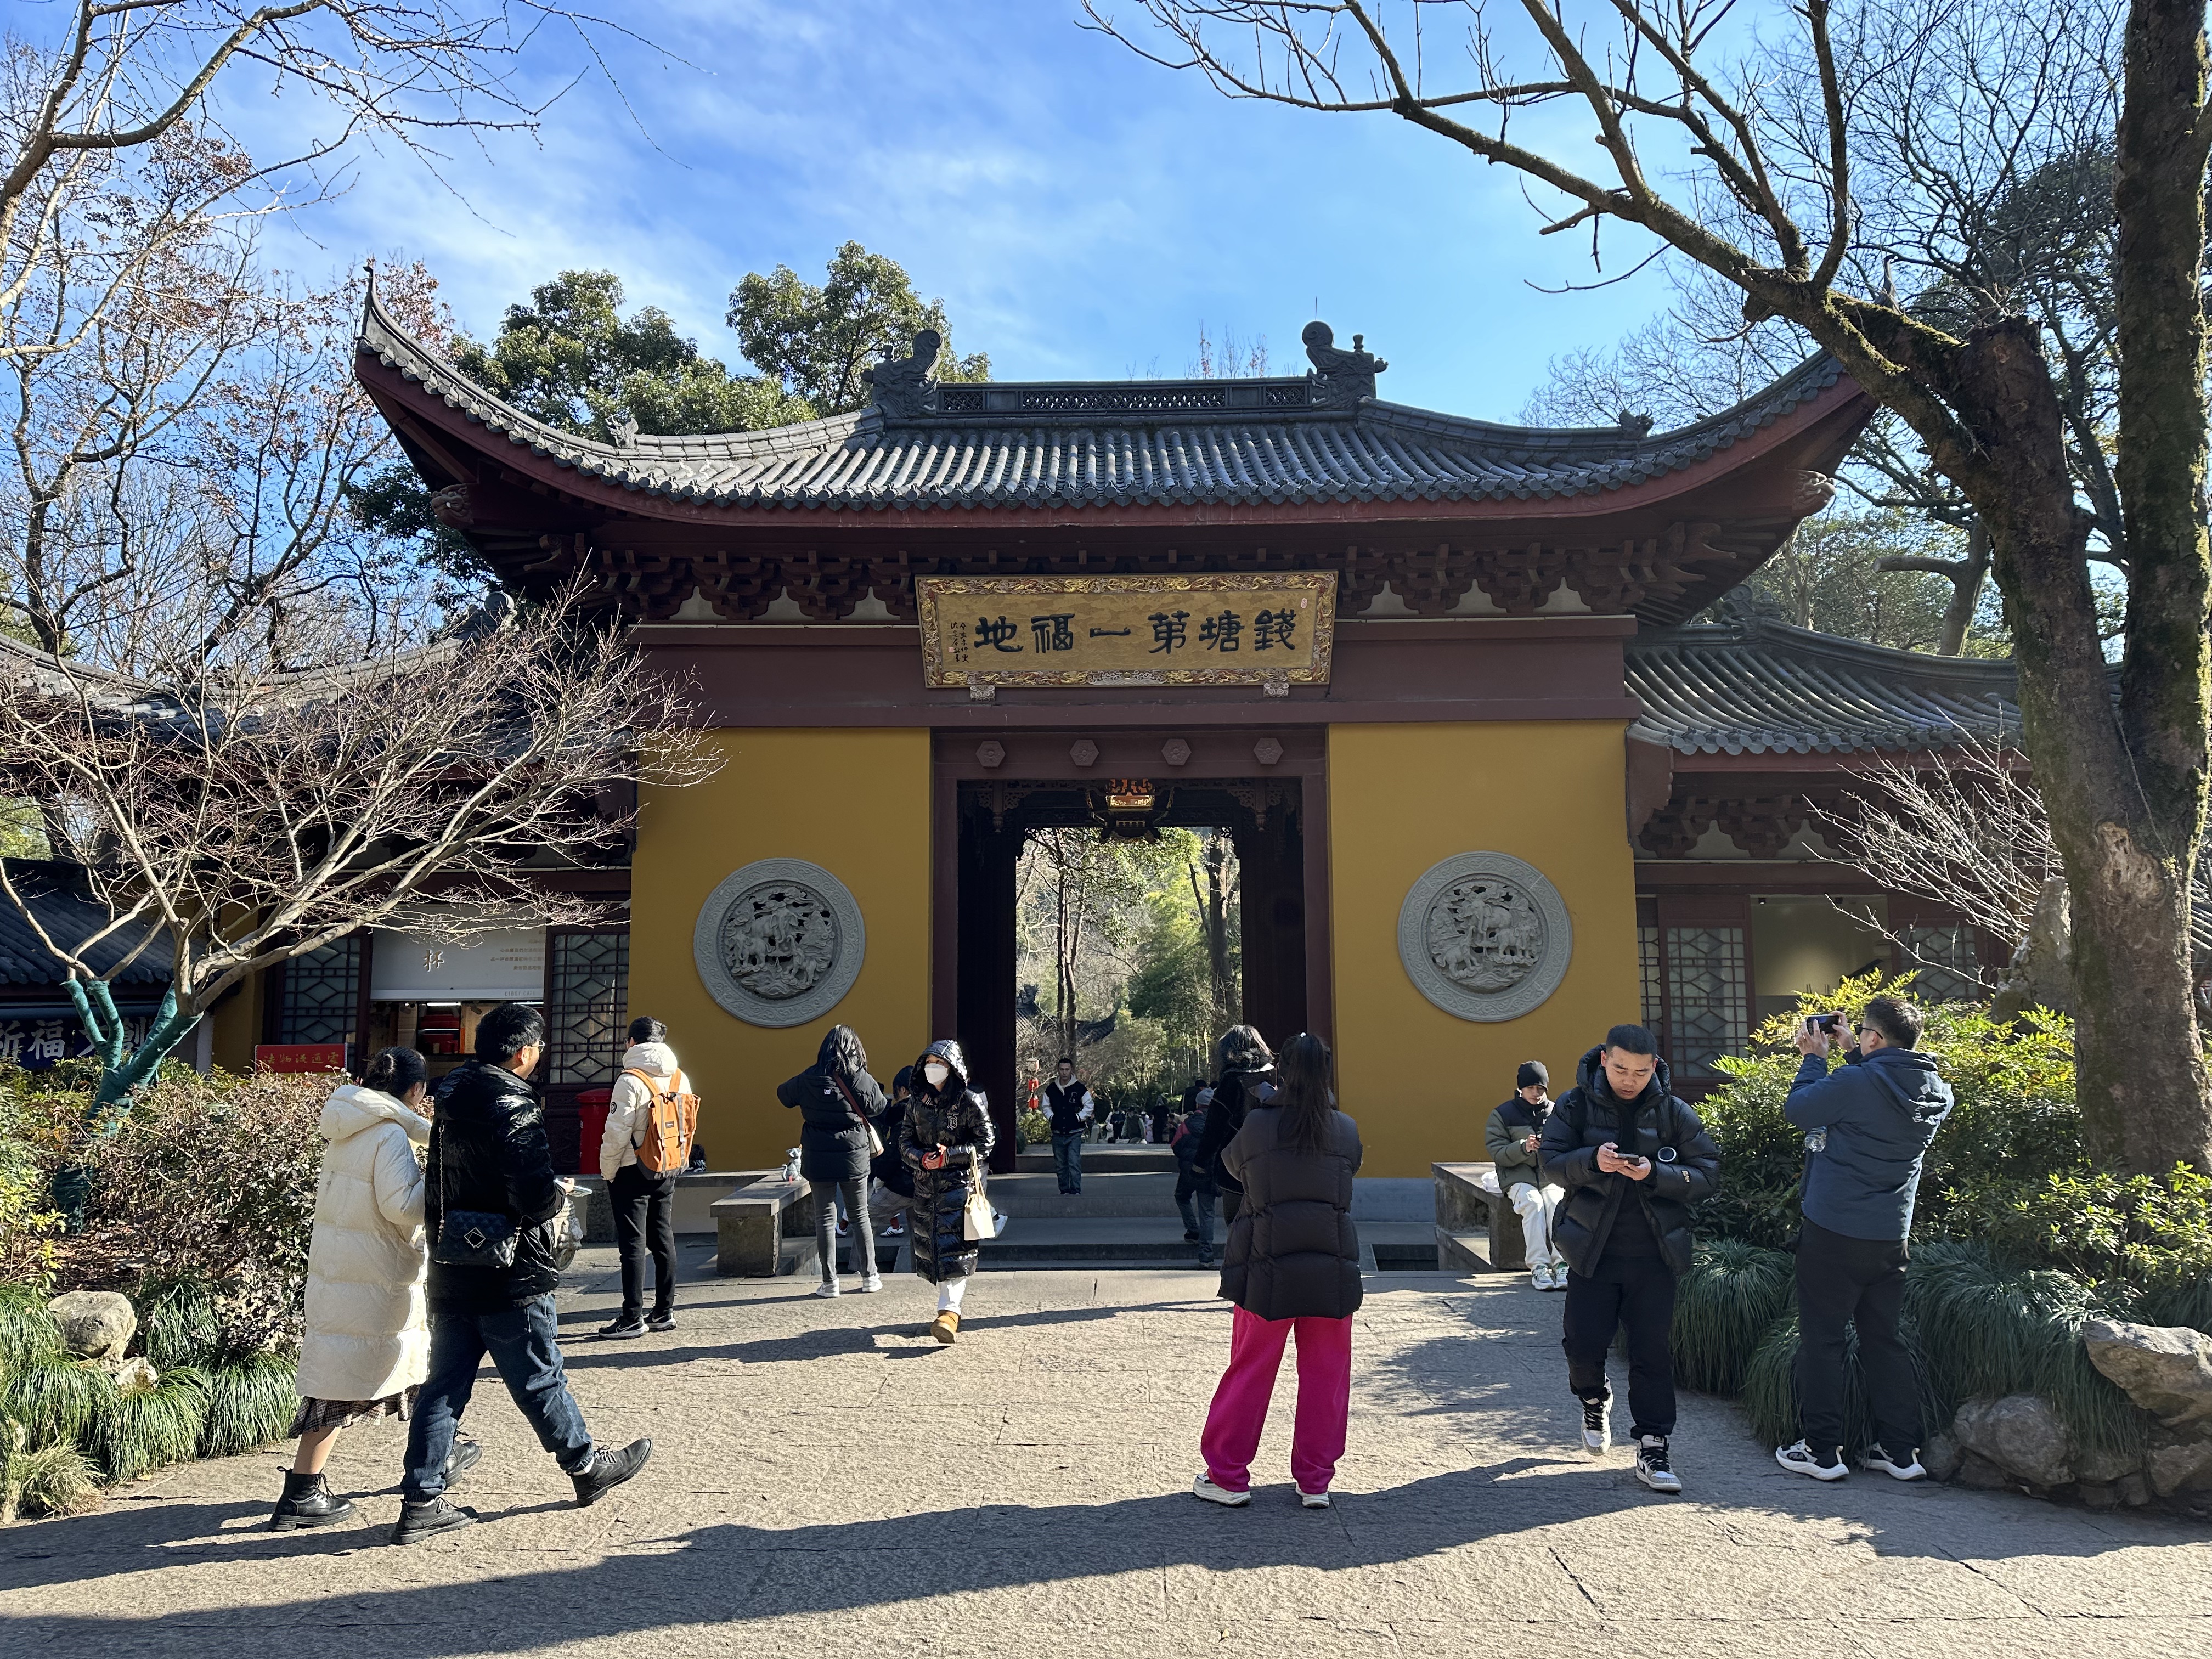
[
  {"left": 6, "top": 1435, "right": 101, "bottom": 1516},
  {"left": 1673, "top": 1240, "right": 1795, "bottom": 1396},
  {"left": 137, "top": 1276, "right": 227, "bottom": 1370},
  {"left": 2, "top": 1357, "right": 117, "bottom": 1448},
  {"left": 198, "top": 1357, "right": 299, "bottom": 1459}
]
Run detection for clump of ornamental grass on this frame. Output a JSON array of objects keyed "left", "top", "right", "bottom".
[
  {"left": 2, "top": 1357, "right": 117, "bottom": 1449},
  {"left": 6, "top": 1434, "right": 102, "bottom": 1517},
  {"left": 198, "top": 1357, "right": 299, "bottom": 1459},
  {"left": 89, "top": 1370, "right": 209, "bottom": 1484},
  {"left": 136, "top": 1276, "right": 226, "bottom": 1371},
  {"left": 1672, "top": 1239, "right": 1795, "bottom": 1396}
]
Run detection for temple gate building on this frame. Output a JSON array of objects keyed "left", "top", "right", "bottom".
[{"left": 179, "top": 299, "right": 2021, "bottom": 1177}]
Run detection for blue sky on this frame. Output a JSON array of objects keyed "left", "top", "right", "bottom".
[{"left": 223, "top": 2, "right": 1672, "bottom": 420}]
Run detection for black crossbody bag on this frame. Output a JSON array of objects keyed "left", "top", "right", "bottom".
[{"left": 430, "top": 1123, "right": 518, "bottom": 1269}]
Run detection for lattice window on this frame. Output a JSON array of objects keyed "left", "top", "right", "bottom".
[
  {"left": 1900, "top": 924, "right": 1982, "bottom": 1003},
  {"left": 1639, "top": 925, "right": 1663, "bottom": 1032},
  {"left": 546, "top": 929, "right": 629, "bottom": 1087},
  {"left": 1664, "top": 926, "right": 1747, "bottom": 1077},
  {"left": 279, "top": 937, "right": 360, "bottom": 1046}
]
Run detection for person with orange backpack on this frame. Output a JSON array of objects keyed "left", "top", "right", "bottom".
[{"left": 597, "top": 1017, "right": 697, "bottom": 1339}]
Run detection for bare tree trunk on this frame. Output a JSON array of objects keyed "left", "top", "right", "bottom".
[
  {"left": 1876, "top": 518, "right": 1989, "bottom": 654},
  {"left": 1966, "top": 315, "right": 2212, "bottom": 1172}
]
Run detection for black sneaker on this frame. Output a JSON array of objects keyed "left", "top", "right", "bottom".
[
  {"left": 1635, "top": 1435, "right": 1684, "bottom": 1493},
  {"left": 1579, "top": 1392, "right": 1612, "bottom": 1454},
  {"left": 443, "top": 1438, "right": 483, "bottom": 1483},
  {"left": 646, "top": 1309, "right": 676, "bottom": 1333},
  {"left": 599, "top": 1317, "right": 646, "bottom": 1340},
  {"left": 1183, "top": 1231, "right": 1201, "bottom": 1243},
  {"left": 572, "top": 1437, "right": 653, "bottom": 1508},
  {"left": 390, "top": 1496, "right": 478, "bottom": 1545}
]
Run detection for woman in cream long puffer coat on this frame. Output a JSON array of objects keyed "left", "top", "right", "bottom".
[{"left": 274, "top": 1046, "right": 464, "bottom": 1529}]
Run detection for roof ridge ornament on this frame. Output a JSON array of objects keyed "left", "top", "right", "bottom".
[
  {"left": 866, "top": 329, "right": 941, "bottom": 419},
  {"left": 1302, "top": 321, "right": 1387, "bottom": 408}
]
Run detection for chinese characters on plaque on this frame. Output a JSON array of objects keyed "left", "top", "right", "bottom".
[{"left": 916, "top": 572, "right": 1336, "bottom": 689}]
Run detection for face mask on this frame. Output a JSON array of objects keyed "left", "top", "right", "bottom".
[{"left": 923, "top": 1062, "right": 951, "bottom": 1087}]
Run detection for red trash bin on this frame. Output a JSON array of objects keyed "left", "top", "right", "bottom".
[{"left": 575, "top": 1087, "right": 613, "bottom": 1175}]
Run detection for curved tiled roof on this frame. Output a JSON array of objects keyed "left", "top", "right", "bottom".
[
  {"left": 0, "top": 863, "right": 169, "bottom": 990},
  {"left": 1628, "top": 614, "right": 2022, "bottom": 755},
  {"left": 358, "top": 291, "right": 1849, "bottom": 514}
]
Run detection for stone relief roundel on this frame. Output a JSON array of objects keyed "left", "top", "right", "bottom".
[
  {"left": 693, "top": 859, "right": 866, "bottom": 1028},
  {"left": 1396, "top": 851, "right": 1572, "bottom": 1022}
]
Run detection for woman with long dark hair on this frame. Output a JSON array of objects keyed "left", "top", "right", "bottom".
[
  {"left": 778, "top": 1024, "right": 888, "bottom": 1297},
  {"left": 1190, "top": 1032, "right": 1363, "bottom": 1511}
]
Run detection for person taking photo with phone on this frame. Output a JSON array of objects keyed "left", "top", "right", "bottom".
[
  {"left": 1774, "top": 995, "right": 1953, "bottom": 1483},
  {"left": 1540, "top": 1024, "right": 1720, "bottom": 1494}
]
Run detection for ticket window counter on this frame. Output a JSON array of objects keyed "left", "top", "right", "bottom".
[
  {"left": 366, "top": 1000, "right": 521, "bottom": 1082},
  {"left": 369, "top": 924, "right": 550, "bottom": 1081}
]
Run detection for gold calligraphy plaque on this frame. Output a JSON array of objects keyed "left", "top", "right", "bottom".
[{"left": 916, "top": 572, "right": 1337, "bottom": 689}]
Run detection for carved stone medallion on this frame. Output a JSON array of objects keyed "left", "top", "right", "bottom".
[
  {"left": 693, "top": 859, "right": 865, "bottom": 1028},
  {"left": 1396, "top": 851, "right": 1572, "bottom": 1022}
]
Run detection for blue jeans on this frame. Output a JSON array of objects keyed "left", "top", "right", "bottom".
[
  {"left": 1176, "top": 1184, "right": 1215, "bottom": 1257},
  {"left": 401, "top": 1295, "right": 594, "bottom": 1501},
  {"left": 1051, "top": 1131, "right": 1084, "bottom": 1192}
]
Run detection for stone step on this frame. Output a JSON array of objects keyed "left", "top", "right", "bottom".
[
  {"left": 988, "top": 1171, "right": 1185, "bottom": 1218},
  {"left": 1013, "top": 1144, "right": 1177, "bottom": 1175}
]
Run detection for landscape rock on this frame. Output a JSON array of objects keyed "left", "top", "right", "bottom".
[
  {"left": 95, "top": 1355, "right": 158, "bottom": 1395},
  {"left": 1955, "top": 1451, "right": 2011, "bottom": 1491},
  {"left": 2081, "top": 1319, "right": 2212, "bottom": 1429},
  {"left": 1922, "top": 1431, "right": 1964, "bottom": 1482},
  {"left": 2145, "top": 1436, "right": 2212, "bottom": 1497},
  {"left": 2074, "top": 1442, "right": 2143, "bottom": 1485},
  {"left": 1954, "top": 1394, "right": 2076, "bottom": 1489},
  {"left": 2079, "top": 1482, "right": 2118, "bottom": 1510},
  {"left": 47, "top": 1290, "right": 136, "bottom": 1361},
  {"left": 2117, "top": 1471, "right": 2154, "bottom": 1507}
]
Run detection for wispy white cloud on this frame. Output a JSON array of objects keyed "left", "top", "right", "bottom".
[{"left": 215, "top": 1, "right": 1673, "bottom": 417}]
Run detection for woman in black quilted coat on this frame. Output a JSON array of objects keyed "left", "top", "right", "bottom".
[{"left": 898, "top": 1038, "right": 996, "bottom": 1344}]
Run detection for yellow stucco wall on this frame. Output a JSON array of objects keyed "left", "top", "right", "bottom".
[
  {"left": 627, "top": 729, "right": 933, "bottom": 1171},
  {"left": 210, "top": 973, "right": 263, "bottom": 1073},
  {"left": 1329, "top": 722, "right": 1640, "bottom": 1177}
]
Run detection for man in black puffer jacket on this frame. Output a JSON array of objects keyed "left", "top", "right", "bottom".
[
  {"left": 1539, "top": 1023, "right": 1720, "bottom": 1496},
  {"left": 393, "top": 1003, "right": 652, "bottom": 1545}
]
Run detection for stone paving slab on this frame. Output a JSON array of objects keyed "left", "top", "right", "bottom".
[{"left": 2, "top": 1248, "right": 2205, "bottom": 1657}]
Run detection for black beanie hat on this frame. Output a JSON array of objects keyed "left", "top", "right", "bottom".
[{"left": 1516, "top": 1060, "right": 1548, "bottom": 1091}]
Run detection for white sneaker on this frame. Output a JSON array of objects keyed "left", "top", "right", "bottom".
[
  {"left": 1776, "top": 1439, "right": 1848, "bottom": 1481},
  {"left": 1580, "top": 1392, "right": 1612, "bottom": 1454},
  {"left": 1635, "top": 1435, "right": 1684, "bottom": 1493},
  {"left": 1297, "top": 1487, "right": 1331, "bottom": 1509},
  {"left": 857, "top": 1274, "right": 883, "bottom": 1294},
  {"left": 1191, "top": 1474, "right": 1250, "bottom": 1507},
  {"left": 1542, "top": 1263, "right": 1568, "bottom": 1291},
  {"left": 811, "top": 1280, "right": 840, "bottom": 1299},
  {"left": 1529, "top": 1266, "right": 1549, "bottom": 1291},
  {"left": 1863, "top": 1447, "right": 1927, "bottom": 1481}
]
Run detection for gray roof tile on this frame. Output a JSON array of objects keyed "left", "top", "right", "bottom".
[
  {"left": 1628, "top": 616, "right": 2022, "bottom": 755},
  {"left": 359, "top": 292, "right": 1847, "bottom": 515}
]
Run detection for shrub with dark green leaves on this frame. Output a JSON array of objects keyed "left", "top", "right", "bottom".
[
  {"left": 2, "top": 1357, "right": 117, "bottom": 1449},
  {"left": 89, "top": 1372, "right": 208, "bottom": 1483},
  {"left": 137, "top": 1276, "right": 227, "bottom": 1370}
]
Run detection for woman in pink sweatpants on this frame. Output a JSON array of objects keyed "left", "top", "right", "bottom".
[{"left": 1192, "top": 1031, "right": 1363, "bottom": 1510}]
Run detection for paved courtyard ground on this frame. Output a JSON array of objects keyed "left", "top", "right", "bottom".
[{"left": 3, "top": 1246, "right": 2207, "bottom": 1657}]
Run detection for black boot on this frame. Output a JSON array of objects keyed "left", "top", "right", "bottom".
[
  {"left": 571, "top": 1437, "right": 653, "bottom": 1507},
  {"left": 443, "top": 1437, "right": 482, "bottom": 1484},
  {"left": 270, "top": 1469, "right": 358, "bottom": 1530},
  {"left": 390, "top": 1495, "right": 478, "bottom": 1546}
]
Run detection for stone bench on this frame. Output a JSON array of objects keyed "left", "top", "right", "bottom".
[
  {"left": 712, "top": 1175, "right": 823, "bottom": 1278},
  {"left": 1431, "top": 1161, "right": 1520, "bottom": 1274},
  {"left": 571, "top": 1170, "right": 782, "bottom": 1243}
]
